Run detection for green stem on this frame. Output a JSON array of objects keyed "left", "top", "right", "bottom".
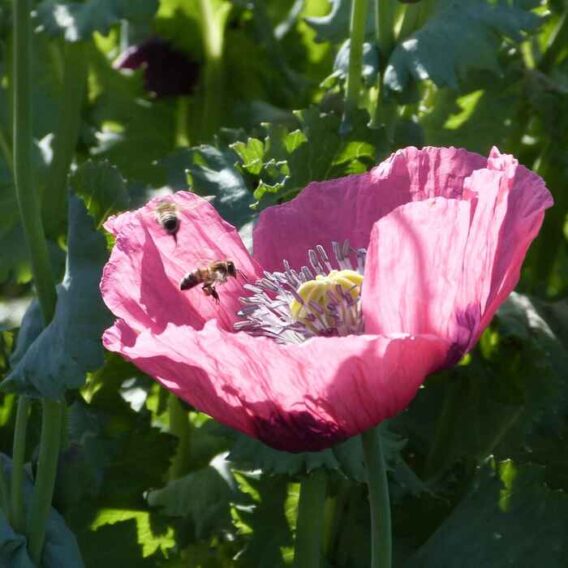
[
  {"left": 27, "top": 400, "right": 63, "bottom": 564},
  {"left": 370, "top": 0, "right": 397, "bottom": 138},
  {"left": 13, "top": 0, "right": 57, "bottom": 325},
  {"left": 0, "top": 455, "right": 8, "bottom": 514},
  {"left": 362, "top": 427, "right": 392, "bottom": 568},
  {"left": 10, "top": 396, "right": 30, "bottom": 533},
  {"left": 342, "top": 0, "right": 369, "bottom": 134},
  {"left": 0, "top": 124, "right": 13, "bottom": 174},
  {"left": 167, "top": 395, "right": 191, "bottom": 480},
  {"left": 397, "top": 2, "right": 421, "bottom": 42},
  {"left": 13, "top": 2, "right": 63, "bottom": 562},
  {"left": 175, "top": 97, "right": 190, "bottom": 148},
  {"left": 376, "top": 0, "right": 395, "bottom": 61},
  {"left": 43, "top": 41, "right": 88, "bottom": 238},
  {"left": 424, "top": 379, "right": 461, "bottom": 479},
  {"left": 197, "top": 0, "right": 230, "bottom": 140},
  {"left": 294, "top": 470, "right": 327, "bottom": 568}
]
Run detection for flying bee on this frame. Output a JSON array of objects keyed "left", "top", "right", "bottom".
[
  {"left": 180, "top": 260, "right": 239, "bottom": 302},
  {"left": 155, "top": 200, "right": 180, "bottom": 240}
]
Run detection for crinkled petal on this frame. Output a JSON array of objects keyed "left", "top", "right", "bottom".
[
  {"left": 363, "top": 150, "right": 552, "bottom": 362},
  {"left": 103, "top": 320, "right": 449, "bottom": 452},
  {"left": 253, "top": 146, "right": 485, "bottom": 271},
  {"left": 362, "top": 198, "right": 474, "bottom": 365},
  {"left": 101, "top": 192, "right": 263, "bottom": 334}
]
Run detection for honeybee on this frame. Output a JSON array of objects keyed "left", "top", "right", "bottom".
[
  {"left": 155, "top": 200, "right": 180, "bottom": 239},
  {"left": 180, "top": 260, "right": 238, "bottom": 302}
]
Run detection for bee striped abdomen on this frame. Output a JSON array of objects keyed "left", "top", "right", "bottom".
[
  {"left": 180, "top": 271, "right": 203, "bottom": 290},
  {"left": 155, "top": 201, "right": 180, "bottom": 237}
]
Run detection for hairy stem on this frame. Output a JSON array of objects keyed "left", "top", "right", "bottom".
[
  {"left": 43, "top": 41, "right": 88, "bottom": 237},
  {"left": 362, "top": 427, "right": 392, "bottom": 568},
  {"left": 294, "top": 470, "right": 327, "bottom": 568},
  {"left": 10, "top": 396, "right": 30, "bottom": 532},
  {"left": 342, "top": 0, "right": 369, "bottom": 133},
  {"left": 28, "top": 400, "right": 63, "bottom": 564}
]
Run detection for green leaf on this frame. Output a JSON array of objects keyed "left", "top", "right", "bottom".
[
  {"left": 230, "top": 107, "right": 385, "bottom": 210},
  {"left": 89, "top": 46, "right": 175, "bottom": 187},
  {"left": 147, "top": 458, "right": 235, "bottom": 538},
  {"left": 227, "top": 425, "right": 412, "bottom": 484},
  {"left": 161, "top": 145, "right": 256, "bottom": 230},
  {"left": 70, "top": 160, "right": 130, "bottom": 228},
  {"left": 0, "top": 454, "right": 84, "bottom": 567},
  {"left": 3, "top": 196, "right": 111, "bottom": 398},
  {"left": 385, "top": 0, "right": 540, "bottom": 92},
  {"left": 232, "top": 474, "right": 292, "bottom": 567},
  {"left": 36, "top": 0, "right": 159, "bottom": 41},
  {"left": 407, "top": 461, "right": 568, "bottom": 567},
  {"left": 78, "top": 520, "right": 161, "bottom": 567}
]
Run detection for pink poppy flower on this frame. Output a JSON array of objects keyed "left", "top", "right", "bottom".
[{"left": 100, "top": 147, "right": 552, "bottom": 452}]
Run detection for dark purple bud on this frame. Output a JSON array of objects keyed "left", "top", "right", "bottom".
[{"left": 114, "top": 38, "right": 200, "bottom": 98}]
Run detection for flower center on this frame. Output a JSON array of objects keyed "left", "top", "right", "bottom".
[
  {"left": 235, "top": 240, "right": 366, "bottom": 344},
  {"left": 289, "top": 269, "right": 363, "bottom": 332}
]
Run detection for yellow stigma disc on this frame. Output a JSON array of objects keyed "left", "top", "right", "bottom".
[{"left": 289, "top": 269, "right": 363, "bottom": 325}]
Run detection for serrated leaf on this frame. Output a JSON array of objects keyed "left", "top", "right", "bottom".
[
  {"left": 35, "top": 0, "right": 159, "bottom": 42},
  {"left": 228, "top": 433, "right": 340, "bottom": 477},
  {"left": 70, "top": 160, "right": 130, "bottom": 228},
  {"left": 231, "top": 108, "right": 386, "bottom": 210},
  {"left": 3, "top": 196, "right": 111, "bottom": 398},
  {"left": 147, "top": 457, "right": 235, "bottom": 538},
  {"left": 233, "top": 475, "right": 292, "bottom": 567},
  {"left": 385, "top": 0, "right": 540, "bottom": 92},
  {"left": 408, "top": 461, "right": 568, "bottom": 567}
]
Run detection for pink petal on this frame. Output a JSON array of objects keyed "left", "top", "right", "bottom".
[
  {"left": 100, "top": 192, "right": 263, "bottom": 334},
  {"left": 363, "top": 151, "right": 552, "bottom": 361},
  {"left": 103, "top": 320, "right": 449, "bottom": 452},
  {"left": 253, "top": 147, "right": 486, "bottom": 272},
  {"left": 362, "top": 198, "right": 474, "bottom": 363}
]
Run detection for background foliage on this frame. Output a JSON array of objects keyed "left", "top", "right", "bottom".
[{"left": 0, "top": 0, "right": 567, "bottom": 566}]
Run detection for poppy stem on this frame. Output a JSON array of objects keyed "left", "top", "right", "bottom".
[
  {"left": 12, "top": 0, "right": 57, "bottom": 324},
  {"left": 362, "top": 426, "right": 392, "bottom": 568},
  {"left": 294, "top": 470, "right": 327, "bottom": 568},
  {"left": 27, "top": 399, "right": 63, "bottom": 564},
  {"left": 167, "top": 395, "right": 191, "bottom": 480},
  {"left": 197, "top": 0, "right": 230, "bottom": 140},
  {"left": 341, "top": 0, "right": 369, "bottom": 134},
  {"left": 13, "top": 1, "right": 63, "bottom": 561},
  {"left": 43, "top": 40, "right": 88, "bottom": 238},
  {"left": 369, "top": 0, "right": 396, "bottom": 140},
  {"left": 10, "top": 396, "right": 31, "bottom": 533}
]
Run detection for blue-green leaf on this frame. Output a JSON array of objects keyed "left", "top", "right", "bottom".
[
  {"left": 3, "top": 196, "right": 111, "bottom": 398},
  {"left": 385, "top": 0, "right": 540, "bottom": 92}
]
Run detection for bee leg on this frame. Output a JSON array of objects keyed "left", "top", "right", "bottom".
[
  {"left": 202, "top": 284, "right": 220, "bottom": 303},
  {"left": 210, "top": 286, "right": 220, "bottom": 303}
]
